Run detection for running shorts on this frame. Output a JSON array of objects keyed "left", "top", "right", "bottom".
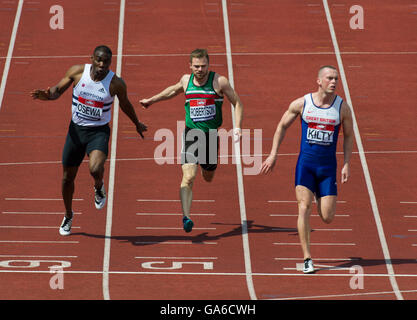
[
  {"left": 62, "top": 121, "right": 110, "bottom": 167},
  {"left": 295, "top": 152, "right": 337, "bottom": 198},
  {"left": 181, "top": 126, "right": 219, "bottom": 171}
]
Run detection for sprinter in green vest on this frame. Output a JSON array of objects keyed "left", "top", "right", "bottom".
[{"left": 140, "top": 48, "right": 243, "bottom": 233}]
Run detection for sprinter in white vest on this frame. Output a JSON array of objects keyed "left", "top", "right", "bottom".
[
  {"left": 261, "top": 66, "right": 354, "bottom": 274},
  {"left": 31, "top": 45, "right": 147, "bottom": 236}
]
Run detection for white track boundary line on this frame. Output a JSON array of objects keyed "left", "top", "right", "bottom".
[
  {"left": 222, "top": 0, "right": 256, "bottom": 300},
  {"left": 0, "top": 0, "right": 23, "bottom": 111},
  {"left": 0, "top": 270, "right": 417, "bottom": 279},
  {"left": 1, "top": 51, "right": 416, "bottom": 60},
  {"left": 322, "top": 0, "right": 403, "bottom": 300},
  {"left": 275, "top": 289, "right": 417, "bottom": 301},
  {"left": 1, "top": 150, "right": 415, "bottom": 167},
  {"left": 102, "top": 0, "right": 125, "bottom": 301}
]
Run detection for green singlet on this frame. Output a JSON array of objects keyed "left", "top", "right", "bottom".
[{"left": 184, "top": 71, "right": 224, "bottom": 132}]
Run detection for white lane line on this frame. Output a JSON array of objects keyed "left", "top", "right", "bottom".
[
  {"left": 2, "top": 211, "right": 82, "bottom": 215},
  {"left": 2, "top": 270, "right": 417, "bottom": 278},
  {"left": 136, "top": 213, "right": 215, "bottom": 216},
  {"left": 1, "top": 150, "right": 415, "bottom": 167},
  {"left": 274, "top": 289, "right": 417, "bottom": 301},
  {"left": 401, "top": 202, "right": 417, "bottom": 204},
  {"left": 136, "top": 199, "right": 215, "bottom": 202},
  {"left": 0, "top": 255, "right": 77, "bottom": 258},
  {"left": 134, "top": 257, "right": 218, "bottom": 260},
  {"left": 222, "top": 0, "right": 256, "bottom": 301},
  {"left": 323, "top": 0, "right": 403, "bottom": 300},
  {"left": 270, "top": 214, "right": 350, "bottom": 217},
  {"left": 268, "top": 200, "right": 347, "bottom": 203},
  {"left": 5, "top": 198, "right": 83, "bottom": 201},
  {"left": 0, "top": 0, "right": 23, "bottom": 111},
  {"left": 274, "top": 242, "right": 356, "bottom": 246},
  {"left": 134, "top": 241, "right": 218, "bottom": 245},
  {"left": 274, "top": 257, "right": 359, "bottom": 261},
  {"left": 311, "top": 228, "right": 352, "bottom": 231},
  {"left": 271, "top": 228, "right": 352, "bottom": 232},
  {"left": 0, "top": 226, "right": 80, "bottom": 229},
  {"left": 2, "top": 51, "right": 416, "bottom": 60},
  {"left": 0, "top": 240, "right": 79, "bottom": 244},
  {"left": 0, "top": 160, "right": 62, "bottom": 166},
  {"left": 135, "top": 226, "right": 216, "bottom": 230},
  {"left": 292, "top": 264, "right": 351, "bottom": 272},
  {"left": 102, "top": 0, "right": 125, "bottom": 301}
]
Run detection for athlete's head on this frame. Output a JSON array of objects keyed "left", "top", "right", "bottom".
[
  {"left": 189, "top": 49, "right": 209, "bottom": 81},
  {"left": 91, "top": 45, "right": 112, "bottom": 79},
  {"left": 317, "top": 65, "right": 338, "bottom": 94}
]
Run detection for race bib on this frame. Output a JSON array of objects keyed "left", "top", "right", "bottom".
[
  {"left": 307, "top": 122, "right": 335, "bottom": 145},
  {"left": 75, "top": 96, "right": 103, "bottom": 121},
  {"left": 189, "top": 99, "right": 216, "bottom": 122}
]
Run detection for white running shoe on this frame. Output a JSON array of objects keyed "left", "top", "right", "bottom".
[
  {"left": 303, "top": 258, "right": 315, "bottom": 274},
  {"left": 94, "top": 183, "right": 106, "bottom": 209},
  {"left": 59, "top": 216, "right": 73, "bottom": 236}
]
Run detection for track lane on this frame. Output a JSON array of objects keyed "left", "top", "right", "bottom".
[
  {"left": 0, "top": 0, "right": 415, "bottom": 301},
  {"left": 329, "top": 0, "right": 417, "bottom": 299},
  {"left": 106, "top": 0, "right": 252, "bottom": 299},
  {"left": 227, "top": 0, "right": 400, "bottom": 299},
  {"left": 0, "top": 0, "right": 121, "bottom": 299}
]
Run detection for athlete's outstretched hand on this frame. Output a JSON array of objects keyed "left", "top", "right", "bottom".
[
  {"left": 140, "top": 98, "right": 153, "bottom": 109},
  {"left": 136, "top": 121, "right": 148, "bottom": 139},
  {"left": 261, "top": 154, "right": 277, "bottom": 174},
  {"left": 30, "top": 87, "right": 52, "bottom": 100}
]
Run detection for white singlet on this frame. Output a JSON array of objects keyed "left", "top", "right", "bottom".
[{"left": 71, "top": 64, "right": 114, "bottom": 126}]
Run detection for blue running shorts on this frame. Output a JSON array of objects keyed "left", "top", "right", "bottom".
[{"left": 295, "top": 153, "right": 337, "bottom": 198}]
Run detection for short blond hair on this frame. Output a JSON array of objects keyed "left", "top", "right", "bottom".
[
  {"left": 190, "top": 48, "right": 209, "bottom": 64},
  {"left": 318, "top": 65, "right": 337, "bottom": 77}
]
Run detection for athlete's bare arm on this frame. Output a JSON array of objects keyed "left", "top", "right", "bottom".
[
  {"left": 215, "top": 74, "right": 243, "bottom": 140},
  {"left": 139, "top": 75, "right": 188, "bottom": 108},
  {"left": 340, "top": 101, "right": 354, "bottom": 183},
  {"left": 261, "top": 97, "right": 304, "bottom": 174},
  {"left": 112, "top": 76, "right": 147, "bottom": 138},
  {"left": 30, "top": 64, "right": 84, "bottom": 101}
]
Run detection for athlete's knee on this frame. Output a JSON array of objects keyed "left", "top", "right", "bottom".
[
  {"left": 298, "top": 201, "right": 312, "bottom": 216},
  {"left": 88, "top": 150, "right": 106, "bottom": 177},
  {"left": 89, "top": 162, "right": 104, "bottom": 178},
  {"left": 181, "top": 171, "right": 196, "bottom": 188},
  {"left": 322, "top": 211, "right": 335, "bottom": 224},
  {"left": 317, "top": 197, "right": 337, "bottom": 224},
  {"left": 62, "top": 167, "right": 77, "bottom": 185}
]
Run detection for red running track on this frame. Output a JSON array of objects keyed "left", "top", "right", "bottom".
[{"left": 0, "top": 0, "right": 416, "bottom": 303}]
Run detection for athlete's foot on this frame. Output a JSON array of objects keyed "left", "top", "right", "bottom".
[
  {"left": 59, "top": 213, "right": 73, "bottom": 236},
  {"left": 303, "top": 258, "right": 315, "bottom": 274},
  {"left": 183, "top": 216, "right": 194, "bottom": 233},
  {"left": 94, "top": 182, "right": 106, "bottom": 209}
]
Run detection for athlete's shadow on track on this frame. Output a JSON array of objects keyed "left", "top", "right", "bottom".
[
  {"left": 313, "top": 257, "right": 417, "bottom": 270},
  {"left": 73, "top": 220, "right": 417, "bottom": 269},
  {"left": 72, "top": 220, "right": 296, "bottom": 246}
]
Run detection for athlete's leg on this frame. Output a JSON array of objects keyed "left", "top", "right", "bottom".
[
  {"left": 62, "top": 166, "right": 79, "bottom": 219},
  {"left": 317, "top": 195, "right": 337, "bottom": 224},
  {"left": 88, "top": 149, "right": 107, "bottom": 190},
  {"left": 295, "top": 185, "right": 315, "bottom": 260},
  {"left": 180, "top": 163, "right": 198, "bottom": 219},
  {"left": 316, "top": 167, "right": 338, "bottom": 224}
]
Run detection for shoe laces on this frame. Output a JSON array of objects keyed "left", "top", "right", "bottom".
[
  {"left": 62, "top": 217, "right": 72, "bottom": 228},
  {"left": 95, "top": 187, "right": 105, "bottom": 199}
]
